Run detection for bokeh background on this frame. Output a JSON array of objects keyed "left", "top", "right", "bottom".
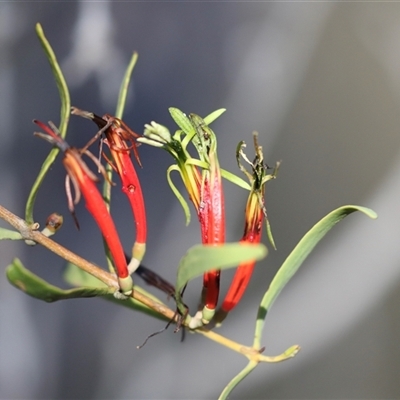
[{"left": 1, "top": 2, "right": 400, "bottom": 399}]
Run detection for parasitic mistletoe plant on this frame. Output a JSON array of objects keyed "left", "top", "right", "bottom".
[{"left": 0, "top": 24, "right": 377, "bottom": 399}]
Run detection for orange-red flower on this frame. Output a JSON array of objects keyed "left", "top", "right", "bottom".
[
  {"left": 189, "top": 113, "right": 225, "bottom": 323},
  {"left": 221, "top": 133, "right": 279, "bottom": 313},
  {"left": 139, "top": 109, "right": 226, "bottom": 324},
  {"left": 71, "top": 108, "right": 147, "bottom": 275},
  {"left": 34, "top": 120, "right": 133, "bottom": 295}
]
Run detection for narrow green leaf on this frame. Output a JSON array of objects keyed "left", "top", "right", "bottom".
[
  {"left": 254, "top": 205, "right": 378, "bottom": 348},
  {"left": 204, "top": 108, "right": 226, "bottom": 125},
  {"left": 218, "top": 361, "right": 257, "bottom": 400},
  {"left": 63, "top": 263, "right": 169, "bottom": 321},
  {"left": 221, "top": 168, "right": 251, "bottom": 190},
  {"left": 6, "top": 258, "right": 111, "bottom": 302},
  {"left": 0, "top": 227, "right": 23, "bottom": 240},
  {"left": 35, "top": 23, "right": 70, "bottom": 138},
  {"left": 25, "top": 24, "right": 71, "bottom": 225},
  {"left": 175, "top": 242, "right": 267, "bottom": 296},
  {"left": 169, "top": 107, "right": 194, "bottom": 135},
  {"left": 115, "top": 51, "right": 138, "bottom": 119}
]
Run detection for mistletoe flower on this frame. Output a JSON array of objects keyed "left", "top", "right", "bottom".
[
  {"left": 220, "top": 132, "right": 279, "bottom": 315},
  {"left": 139, "top": 108, "right": 226, "bottom": 325},
  {"left": 140, "top": 117, "right": 202, "bottom": 217},
  {"left": 34, "top": 120, "right": 133, "bottom": 296},
  {"left": 71, "top": 107, "right": 147, "bottom": 275},
  {"left": 188, "top": 113, "right": 225, "bottom": 324}
]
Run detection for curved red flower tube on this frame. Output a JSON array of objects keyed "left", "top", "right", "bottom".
[{"left": 34, "top": 120, "right": 133, "bottom": 295}]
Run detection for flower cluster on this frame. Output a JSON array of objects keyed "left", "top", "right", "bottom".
[
  {"left": 34, "top": 110, "right": 147, "bottom": 297},
  {"left": 219, "top": 134, "right": 279, "bottom": 320},
  {"left": 70, "top": 108, "right": 147, "bottom": 274},
  {"left": 139, "top": 108, "right": 278, "bottom": 327},
  {"left": 35, "top": 105, "right": 277, "bottom": 326}
]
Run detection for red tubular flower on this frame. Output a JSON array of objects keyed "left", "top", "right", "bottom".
[
  {"left": 221, "top": 133, "right": 279, "bottom": 313},
  {"left": 221, "top": 193, "right": 263, "bottom": 312},
  {"left": 189, "top": 114, "right": 225, "bottom": 323},
  {"left": 71, "top": 108, "right": 147, "bottom": 275},
  {"left": 34, "top": 120, "right": 133, "bottom": 295},
  {"left": 138, "top": 108, "right": 226, "bottom": 326}
]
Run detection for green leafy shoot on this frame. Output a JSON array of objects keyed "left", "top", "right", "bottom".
[
  {"left": 169, "top": 108, "right": 194, "bottom": 141},
  {"left": 25, "top": 23, "right": 71, "bottom": 225},
  {"left": 169, "top": 107, "right": 226, "bottom": 150}
]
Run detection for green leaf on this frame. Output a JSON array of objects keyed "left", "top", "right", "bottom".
[
  {"left": 169, "top": 107, "right": 194, "bottom": 135},
  {"left": 35, "top": 23, "right": 70, "bottom": 139},
  {"left": 62, "top": 262, "right": 108, "bottom": 288},
  {"left": 25, "top": 24, "right": 71, "bottom": 225},
  {"left": 64, "top": 263, "right": 170, "bottom": 321},
  {"left": 221, "top": 168, "right": 251, "bottom": 190},
  {"left": 175, "top": 242, "right": 267, "bottom": 299},
  {"left": 204, "top": 108, "right": 226, "bottom": 125},
  {"left": 218, "top": 361, "right": 257, "bottom": 400},
  {"left": 6, "top": 258, "right": 111, "bottom": 302},
  {"left": 115, "top": 51, "right": 138, "bottom": 119},
  {"left": 254, "top": 205, "right": 378, "bottom": 348},
  {"left": 0, "top": 227, "right": 23, "bottom": 240}
]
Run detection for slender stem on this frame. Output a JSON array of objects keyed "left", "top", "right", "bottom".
[
  {"left": 195, "top": 327, "right": 299, "bottom": 363},
  {"left": 195, "top": 328, "right": 261, "bottom": 360}
]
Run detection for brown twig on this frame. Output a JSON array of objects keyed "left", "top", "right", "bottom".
[{"left": 0, "top": 204, "right": 175, "bottom": 320}]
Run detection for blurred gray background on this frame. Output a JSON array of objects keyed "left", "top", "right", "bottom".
[{"left": 1, "top": 2, "right": 400, "bottom": 399}]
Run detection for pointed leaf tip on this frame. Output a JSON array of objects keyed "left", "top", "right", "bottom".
[
  {"left": 6, "top": 258, "right": 110, "bottom": 302},
  {"left": 175, "top": 242, "right": 267, "bottom": 296}
]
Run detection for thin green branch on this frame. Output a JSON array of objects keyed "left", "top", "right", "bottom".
[{"left": 25, "top": 23, "right": 71, "bottom": 225}]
